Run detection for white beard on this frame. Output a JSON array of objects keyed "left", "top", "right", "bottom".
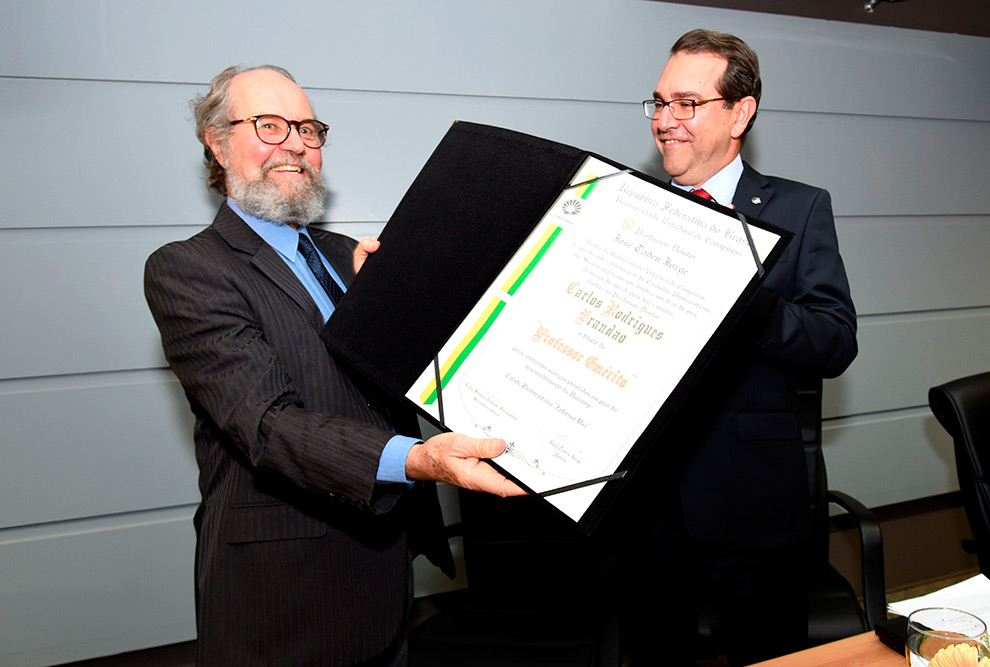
[{"left": 226, "top": 156, "right": 327, "bottom": 226}]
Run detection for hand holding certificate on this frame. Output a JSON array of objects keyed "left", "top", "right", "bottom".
[
  {"left": 405, "top": 432, "right": 526, "bottom": 498},
  {"left": 322, "top": 123, "right": 790, "bottom": 531}
]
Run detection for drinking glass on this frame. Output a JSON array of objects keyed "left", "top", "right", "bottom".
[{"left": 906, "top": 607, "right": 990, "bottom": 666}]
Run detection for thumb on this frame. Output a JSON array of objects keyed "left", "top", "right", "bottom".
[{"left": 474, "top": 438, "right": 507, "bottom": 459}]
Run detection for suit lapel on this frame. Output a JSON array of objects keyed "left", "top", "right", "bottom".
[
  {"left": 310, "top": 229, "right": 357, "bottom": 289},
  {"left": 212, "top": 203, "right": 323, "bottom": 323},
  {"left": 731, "top": 161, "right": 773, "bottom": 219}
]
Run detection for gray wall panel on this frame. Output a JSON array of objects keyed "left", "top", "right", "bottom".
[
  {"left": 744, "top": 112, "right": 990, "bottom": 217},
  {"left": 839, "top": 216, "right": 990, "bottom": 315},
  {"left": 823, "top": 410, "right": 957, "bottom": 509},
  {"left": 1, "top": 79, "right": 657, "bottom": 229},
  {"left": 0, "top": 227, "right": 186, "bottom": 378},
  {"left": 4, "top": 2, "right": 988, "bottom": 120},
  {"left": 824, "top": 310, "right": 990, "bottom": 419},
  {"left": 1, "top": 1, "right": 707, "bottom": 100},
  {"left": 0, "top": 78, "right": 223, "bottom": 230},
  {"left": 0, "top": 372, "right": 197, "bottom": 529},
  {"left": 750, "top": 27, "right": 990, "bottom": 121},
  {"left": 314, "top": 92, "right": 665, "bottom": 223},
  {"left": 0, "top": 508, "right": 196, "bottom": 667},
  {"left": 8, "top": 76, "right": 986, "bottom": 231}
]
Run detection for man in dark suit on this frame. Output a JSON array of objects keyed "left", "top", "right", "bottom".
[
  {"left": 144, "top": 65, "right": 523, "bottom": 666},
  {"left": 619, "top": 30, "right": 857, "bottom": 665}
]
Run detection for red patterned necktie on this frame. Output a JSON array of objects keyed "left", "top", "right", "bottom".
[{"left": 691, "top": 188, "right": 714, "bottom": 201}]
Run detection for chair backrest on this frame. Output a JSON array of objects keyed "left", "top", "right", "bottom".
[
  {"left": 929, "top": 371, "right": 990, "bottom": 575},
  {"left": 800, "top": 377, "right": 831, "bottom": 565}
]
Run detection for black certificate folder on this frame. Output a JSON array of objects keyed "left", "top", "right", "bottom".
[{"left": 321, "top": 122, "right": 790, "bottom": 533}]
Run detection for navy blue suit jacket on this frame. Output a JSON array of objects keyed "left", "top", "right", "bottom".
[{"left": 644, "top": 162, "right": 857, "bottom": 550}]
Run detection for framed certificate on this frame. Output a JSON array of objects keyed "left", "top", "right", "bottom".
[{"left": 322, "top": 122, "right": 790, "bottom": 532}]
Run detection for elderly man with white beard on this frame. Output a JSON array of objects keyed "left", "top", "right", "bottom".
[{"left": 144, "top": 65, "right": 523, "bottom": 666}]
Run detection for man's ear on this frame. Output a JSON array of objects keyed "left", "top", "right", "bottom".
[
  {"left": 204, "top": 130, "right": 226, "bottom": 168},
  {"left": 730, "top": 96, "right": 757, "bottom": 140}
]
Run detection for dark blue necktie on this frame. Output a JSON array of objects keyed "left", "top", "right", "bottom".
[{"left": 297, "top": 233, "right": 345, "bottom": 306}]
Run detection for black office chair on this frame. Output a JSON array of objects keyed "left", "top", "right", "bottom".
[
  {"left": 802, "top": 379, "right": 888, "bottom": 646},
  {"left": 409, "top": 490, "right": 621, "bottom": 667},
  {"left": 929, "top": 371, "right": 990, "bottom": 577},
  {"left": 695, "top": 378, "right": 887, "bottom": 656}
]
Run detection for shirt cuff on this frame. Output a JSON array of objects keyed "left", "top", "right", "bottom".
[{"left": 376, "top": 435, "right": 421, "bottom": 483}]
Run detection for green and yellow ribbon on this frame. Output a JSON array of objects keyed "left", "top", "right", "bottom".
[{"left": 419, "top": 222, "right": 564, "bottom": 405}]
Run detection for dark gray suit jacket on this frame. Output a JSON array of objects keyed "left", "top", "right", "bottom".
[{"left": 145, "top": 203, "right": 451, "bottom": 665}]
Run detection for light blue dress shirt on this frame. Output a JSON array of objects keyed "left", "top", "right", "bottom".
[
  {"left": 671, "top": 153, "right": 744, "bottom": 205},
  {"left": 228, "top": 198, "right": 418, "bottom": 483}
]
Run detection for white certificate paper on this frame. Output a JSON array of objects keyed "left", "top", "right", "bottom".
[{"left": 406, "top": 156, "right": 782, "bottom": 523}]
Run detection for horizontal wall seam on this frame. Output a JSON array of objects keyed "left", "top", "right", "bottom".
[
  {"left": 0, "top": 504, "right": 197, "bottom": 542},
  {"left": 858, "top": 305, "right": 990, "bottom": 321},
  {"left": 824, "top": 404, "right": 934, "bottom": 426},
  {"left": 2, "top": 75, "right": 988, "bottom": 125},
  {"left": 0, "top": 367, "right": 173, "bottom": 388}
]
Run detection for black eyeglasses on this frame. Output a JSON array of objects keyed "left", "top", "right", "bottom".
[
  {"left": 229, "top": 114, "right": 329, "bottom": 148},
  {"left": 643, "top": 98, "right": 725, "bottom": 121}
]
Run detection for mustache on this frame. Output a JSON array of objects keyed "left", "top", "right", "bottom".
[{"left": 262, "top": 156, "right": 319, "bottom": 177}]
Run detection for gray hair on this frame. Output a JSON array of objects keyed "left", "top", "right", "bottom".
[{"left": 190, "top": 65, "right": 296, "bottom": 195}]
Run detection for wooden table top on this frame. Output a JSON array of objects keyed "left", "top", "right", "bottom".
[{"left": 749, "top": 632, "right": 905, "bottom": 667}]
